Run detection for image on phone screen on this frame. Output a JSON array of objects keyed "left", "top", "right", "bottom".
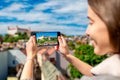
[{"left": 31, "top": 32, "right": 60, "bottom": 46}]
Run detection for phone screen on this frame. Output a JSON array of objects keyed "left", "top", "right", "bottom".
[{"left": 31, "top": 31, "right": 60, "bottom": 46}]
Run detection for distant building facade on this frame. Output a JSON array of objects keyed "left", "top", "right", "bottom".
[
  {"left": 7, "top": 26, "right": 45, "bottom": 37},
  {"left": 7, "top": 26, "right": 30, "bottom": 36}
]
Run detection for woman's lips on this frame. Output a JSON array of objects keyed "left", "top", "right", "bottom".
[
  {"left": 91, "top": 40, "right": 95, "bottom": 46},
  {"left": 87, "top": 37, "right": 95, "bottom": 46}
]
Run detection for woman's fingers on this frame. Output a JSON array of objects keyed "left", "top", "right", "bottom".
[
  {"left": 58, "top": 35, "right": 67, "bottom": 47},
  {"left": 61, "top": 35, "right": 67, "bottom": 45},
  {"left": 27, "top": 36, "right": 36, "bottom": 47},
  {"left": 26, "top": 36, "right": 36, "bottom": 51},
  {"left": 28, "top": 36, "right": 33, "bottom": 42},
  {"left": 58, "top": 36, "right": 63, "bottom": 45},
  {"left": 32, "top": 36, "right": 36, "bottom": 45}
]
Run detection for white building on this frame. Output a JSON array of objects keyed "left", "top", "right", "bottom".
[
  {"left": 7, "top": 26, "right": 30, "bottom": 36},
  {"left": 0, "top": 51, "right": 8, "bottom": 80},
  {"left": 0, "top": 49, "right": 26, "bottom": 80}
]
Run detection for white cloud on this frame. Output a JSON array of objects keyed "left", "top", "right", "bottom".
[
  {"left": 53, "top": 0, "right": 88, "bottom": 13},
  {"left": 29, "top": 23, "right": 86, "bottom": 35},
  {"left": 0, "top": 10, "right": 51, "bottom": 21},
  {"left": 1, "top": 3, "right": 25, "bottom": 12},
  {"left": 0, "top": 22, "right": 86, "bottom": 35},
  {"left": 0, "top": 2, "right": 49, "bottom": 21},
  {"left": 0, "top": 0, "right": 88, "bottom": 35},
  {"left": 34, "top": 0, "right": 59, "bottom": 11}
]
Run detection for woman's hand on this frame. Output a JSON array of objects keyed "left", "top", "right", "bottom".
[
  {"left": 57, "top": 35, "right": 70, "bottom": 56},
  {"left": 26, "top": 36, "right": 37, "bottom": 59}
]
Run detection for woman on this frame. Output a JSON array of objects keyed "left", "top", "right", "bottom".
[
  {"left": 20, "top": 0, "right": 120, "bottom": 79},
  {"left": 58, "top": 0, "right": 120, "bottom": 77}
]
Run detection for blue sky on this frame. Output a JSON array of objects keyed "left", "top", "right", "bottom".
[
  {"left": 0, "top": 0, "right": 88, "bottom": 35},
  {"left": 36, "top": 32, "right": 57, "bottom": 40}
]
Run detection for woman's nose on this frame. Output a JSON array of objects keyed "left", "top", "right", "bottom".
[{"left": 85, "top": 26, "right": 90, "bottom": 36}]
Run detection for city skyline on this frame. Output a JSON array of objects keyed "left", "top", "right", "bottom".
[
  {"left": 0, "top": 0, "right": 88, "bottom": 36},
  {"left": 36, "top": 32, "right": 58, "bottom": 40}
]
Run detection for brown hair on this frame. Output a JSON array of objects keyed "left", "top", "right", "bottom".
[{"left": 88, "top": 0, "right": 120, "bottom": 52}]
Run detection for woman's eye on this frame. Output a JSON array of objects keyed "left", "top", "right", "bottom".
[{"left": 89, "top": 22, "right": 93, "bottom": 25}]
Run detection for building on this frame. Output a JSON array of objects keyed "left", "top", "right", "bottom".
[
  {"left": 0, "top": 51, "right": 8, "bottom": 80},
  {"left": 0, "top": 49, "right": 26, "bottom": 80},
  {"left": 7, "top": 26, "right": 30, "bottom": 36}
]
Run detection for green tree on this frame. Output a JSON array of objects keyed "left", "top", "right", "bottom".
[
  {"left": 3, "top": 32, "right": 29, "bottom": 42},
  {"left": 67, "top": 40, "right": 75, "bottom": 50},
  {"left": 16, "top": 32, "right": 29, "bottom": 40},
  {"left": 0, "top": 34, "right": 2, "bottom": 38},
  {"left": 69, "top": 44, "right": 107, "bottom": 79},
  {"left": 0, "top": 34, "right": 3, "bottom": 44},
  {"left": 7, "top": 37, "right": 15, "bottom": 43},
  {"left": 3, "top": 34, "right": 10, "bottom": 42}
]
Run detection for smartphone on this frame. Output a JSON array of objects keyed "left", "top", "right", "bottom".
[{"left": 31, "top": 31, "right": 60, "bottom": 46}]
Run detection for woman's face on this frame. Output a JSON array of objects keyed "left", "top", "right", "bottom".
[{"left": 86, "top": 6, "right": 114, "bottom": 55}]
